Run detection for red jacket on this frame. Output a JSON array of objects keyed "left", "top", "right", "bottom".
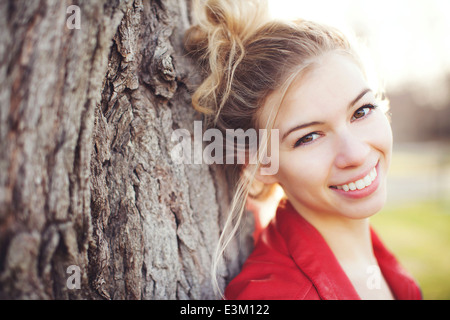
[{"left": 225, "top": 199, "right": 422, "bottom": 300}]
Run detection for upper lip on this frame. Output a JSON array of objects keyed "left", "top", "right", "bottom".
[{"left": 331, "top": 162, "right": 378, "bottom": 187}]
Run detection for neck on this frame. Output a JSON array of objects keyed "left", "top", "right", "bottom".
[
  {"left": 316, "top": 216, "right": 375, "bottom": 265},
  {"left": 286, "top": 200, "right": 393, "bottom": 299},
  {"left": 291, "top": 203, "right": 376, "bottom": 265}
]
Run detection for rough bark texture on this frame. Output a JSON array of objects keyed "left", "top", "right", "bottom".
[{"left": 0, "top": 0, "right": 253, "bottom": 300}]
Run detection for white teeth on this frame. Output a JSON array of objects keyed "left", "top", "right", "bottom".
[
  {"left": 334, "top": 167, "right": 377, "bottom": 192},
  {"left": 363, "top": 175, "right": 372, "bottom": 186},
  {"left": 355, "top": 180, "right": 365, "bottom": 190},
  {"left": 370, "top": 168, "right": 377, "bottom": 180}
]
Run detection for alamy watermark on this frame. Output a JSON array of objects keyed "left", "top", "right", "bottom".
[
  {"left": 66, "top": 265, "right": 81, "bottom": 290},
  {"left": 170, "top": 121, "right": 280, "bottom": 175},
  {"left": 366, "top": 265, "right": 382, "bottom": 290},
  {"left": 66, "top": 5, "right": 81, "bottom": 30}
]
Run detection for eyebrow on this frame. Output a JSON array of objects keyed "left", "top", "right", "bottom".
[{"left": 281, "top": 88, "right": 372, "bottom": 142}]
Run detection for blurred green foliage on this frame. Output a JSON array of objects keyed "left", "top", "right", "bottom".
[{"left": 371, "top": 199, "right": 450, "bottom": 300}]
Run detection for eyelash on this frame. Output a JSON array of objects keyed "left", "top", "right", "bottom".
[
  {"left": 292, "top": 104, "right": 378, "bottom": 148},
  {"left": 351, "top": 104, "right": 377, "bottom": 121}
]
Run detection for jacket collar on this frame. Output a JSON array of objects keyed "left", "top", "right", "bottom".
[
  {"left": 274, "top": 199, "right": 421, "bottom": 300},
  {"left": 371, "top": 229, "right": 422, "bottom": 300}
]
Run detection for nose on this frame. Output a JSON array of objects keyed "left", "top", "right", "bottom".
[{"left": 334, "top": 129, "right": 370, "bottom": 169}]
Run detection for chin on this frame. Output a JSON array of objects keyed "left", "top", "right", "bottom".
[{"left": 342, "top": 188, "right": 388, "bottom": 220}]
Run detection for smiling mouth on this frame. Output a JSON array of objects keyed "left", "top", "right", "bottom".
[{"left": 330, "top": 167, "right": 378, "bottom": 192}]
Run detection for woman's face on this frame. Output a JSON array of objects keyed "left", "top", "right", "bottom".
[{"left": 258, "top": 52, "right": 393, "bottom": 221}]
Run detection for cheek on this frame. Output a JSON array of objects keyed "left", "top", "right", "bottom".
[
  {"left": 371, "top": 113, "right": 393, "bottom": 161},
  {"left": 277, "top": 149, "right": 333, "bottom": 190}
]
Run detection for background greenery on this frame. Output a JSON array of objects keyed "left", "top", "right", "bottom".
[{"left": 371, "top": 144, "right": 450, "bottom": 300}]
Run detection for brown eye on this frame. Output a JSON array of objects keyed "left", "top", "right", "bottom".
[
  {"left": 354, "top": 109, "right": 367, "bottom": 119},
  {"left": 294, "top": 132, "right": 321, "bottom": 148},
  {"left": 352, "top": 104, "right": 376, "bottom": 121}
]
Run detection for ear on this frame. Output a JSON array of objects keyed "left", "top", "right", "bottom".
[{"left": 253, "top": 163, "right": 279, "bottom": 185}]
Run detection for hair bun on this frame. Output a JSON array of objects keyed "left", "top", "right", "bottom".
[
  {"left": 184, "top": 0, "right": 270, "bottom": 121},
  {"left": 205, "top": 0, "right": 267, "bottom": 36},
  {"left": 184, "top": 24, "right": 209, "bottom": 61},
  {"left": 185, "top": 0, "right": 268, "bottom": 59}
]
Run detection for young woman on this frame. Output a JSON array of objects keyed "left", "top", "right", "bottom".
[{"left": 184, "top": 0, "right": 422, "bottom": 300}]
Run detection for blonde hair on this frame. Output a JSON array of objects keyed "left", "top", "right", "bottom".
[{"left": 184, "top": 0, "right": 374, "bottom": 298}]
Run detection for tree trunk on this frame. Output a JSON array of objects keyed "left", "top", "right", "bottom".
[{"left": 0, "top": 0, "right": 253, "bottom": 300}]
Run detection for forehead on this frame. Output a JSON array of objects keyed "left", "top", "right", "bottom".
[{"left": 258, "top": 53, "right": 368, "bottom": 129}]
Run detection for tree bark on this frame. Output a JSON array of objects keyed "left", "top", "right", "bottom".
[{"left": 0, "top": 0, "right": 253, "bottom": 300}]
